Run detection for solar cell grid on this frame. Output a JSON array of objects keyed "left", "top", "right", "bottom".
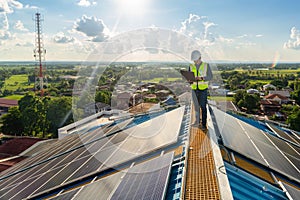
[
  {"left": 0, "top": 176, "right": 38, "bottom": 199},
  {"left": 111, "top": 152, "right": 174, "bottom": 200},
  {"left": 72, "top": 172, "right": 124, "bottom": 200},
  {"left": 30, "top": 155, "right": 92, "bottom": 197},
  {"left": 11, "top": 165, "right": 66, "bottom": 200},
  {"left": 65, "top": 156, "right": 103, "bottom": 183}
]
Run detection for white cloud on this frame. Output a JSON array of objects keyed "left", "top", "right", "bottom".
[
  {"left": 24, "top": 4, "right": 38, "bottom": 9},
  {"left": 14, "top": 20, "right": 28, "bottom": 31},
  {"left": 255, "top": 34, "right": 263, "bottom": 38},
  {"left": 0, "top": 13, "right": 9, "bottom": 30},
  {"left": 0, "top": 30, "right": 12, "bottom": 42},
  {"left": 16, "top": 41, "right": 32, "bottom": 47},
  {"left": 237, "top": 34, "right": 248, "bottom": 38},
  {"left": 0, "top": 0, "right": 23, "bottom": 13},
  {"left": 284, "top": 27, "right": 300, "bottom": 50},
  {"left": 77, "top": 0, "right": 97, "bottom": 7},
  {"left": 53, "top": 32, "right": 75, "bottom": 43},
  {"left": 73, "top": 15, "right": 109, "bottom": 42},
  {"left": 179, "top": 14, "right": 216, "bottom": 46},
  {"left": 217, "top": 36, "right": 234, "bottom": 43}
]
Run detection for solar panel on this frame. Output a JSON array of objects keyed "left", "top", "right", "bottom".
[
  {"left": 71, "top": 172, "right": 124, "bottom": 200},
  {"left": 49, "top": 188, "right": 81, "bottom": 200},
  {"left": 211, "top": 106, "right": 300, "bottom": 183},
  {"left": 212, "top": 107, "right": 268, "bottom": 165},
  {"left": 266, "top": 123, "right": 300, "bottom": 145},
  {"left": 264, "top": 132, "right": 300, "bottom": 157},
  {"left": 99, "top": 106, "right": 184, "bottom": 172},
  {"left": 110, "top": 152, "right": 174, "bottom": 200},
  {"left": 281, "top": 182, "right": 300, "bottom": 200}
]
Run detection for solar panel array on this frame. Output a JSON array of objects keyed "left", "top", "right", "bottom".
[
  {"left": 0, "top": 106, "right": 184, "bottom": 199},
  {"left": 50, "top": 152, "right": 174, "bottom": 200},
  {"left": 211, "top": 106, "right": 300, "bottom": 183}
]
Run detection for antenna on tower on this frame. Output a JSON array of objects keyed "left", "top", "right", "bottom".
[{"left": 33, "top": 12, "right": 47, "bottom": 96}]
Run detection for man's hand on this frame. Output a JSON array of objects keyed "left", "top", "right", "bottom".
[{"left": 195, "top": 76, "right": 204, "bottom": 81}]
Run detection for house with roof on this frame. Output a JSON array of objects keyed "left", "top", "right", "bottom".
[
  {"left": 269, "top": 90, "right": 291, "bottom": 98},
  {"left": 260, "top": 99, "right": 281, "bottom": 115},
  {"left": 0, "top": 98, "right": 18, "bottom": 116},
  {"left": 264, "top": 93, "right": 289, "bottom": 104}
]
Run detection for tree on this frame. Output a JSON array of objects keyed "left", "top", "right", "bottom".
[
  {"left": 18, "top": 93, "right": 49, "bottom": 137},
  {"left": 95, "top": 90, "right": 111, "bottom": 104},
  {"left": 243, "top": 93, "right": 260, "bottom": 112},
  {"left": 0, "top": 107, "right": 23, "bottom": 136},
  {"left": 233, "top": 90, "right": 260, "bottom": 113},
  {"left": 287, "top": 109, "right": 300, "bottom": 131},
  {"left": 46, "top": 97, "right": 73, "bottom": 138},
  {"left": 233, "top": 90, "right": 245, "bottom": 105}
]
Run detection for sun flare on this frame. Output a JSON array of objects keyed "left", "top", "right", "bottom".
[{"left": 115, "top": 0, "right": 150, "bottom": 16}]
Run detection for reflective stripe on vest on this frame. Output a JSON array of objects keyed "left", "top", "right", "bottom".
[{"left": 190, "top": 62, "right": 209, "bottom": 90}]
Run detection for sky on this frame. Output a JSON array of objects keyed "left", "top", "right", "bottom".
[{"left": 0, "top": 0, "right": 300, "bottom": 62}]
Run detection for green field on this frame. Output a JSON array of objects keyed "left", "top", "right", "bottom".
[
  {"left": 3, "top": 95, "right": 24, "bottom": 100},
  {"left": 148, "top": 77, "right": 182, "bottom": 83},
  {"left": 3, "top": 74, "right": 34, "bottom": 91},
  {"left": 209, "top": 96, "right": 233, "bottom": 101}
]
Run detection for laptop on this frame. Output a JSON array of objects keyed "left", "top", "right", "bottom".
[{"left": 180, "top": 70, "right": 196, "bottom": 82}]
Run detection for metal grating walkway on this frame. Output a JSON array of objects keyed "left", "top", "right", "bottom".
[{"left": 185, "top": 106, "right": 221, "bottom": 200}]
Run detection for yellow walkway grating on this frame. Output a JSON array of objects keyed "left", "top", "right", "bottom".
[{"left": 185, "top": 125, "right": 221, "bottom": 199}]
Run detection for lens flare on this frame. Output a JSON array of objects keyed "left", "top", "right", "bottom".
[{"left": 270, "top": 51, "right": 280, "bottom": 68}]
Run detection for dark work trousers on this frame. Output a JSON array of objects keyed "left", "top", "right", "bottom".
[{"left": 192, "top": 88, "right": 208, "bottom": 127}]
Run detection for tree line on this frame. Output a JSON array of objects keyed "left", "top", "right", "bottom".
[{"left": 0, "top": 93, "right": 73, "bottom": 138}]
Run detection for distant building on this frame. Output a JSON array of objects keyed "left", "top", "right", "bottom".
[
  {"left": 84, "top": 102, "right": 111, "bottom": 115},
  {"left": 263, "top": 84, "right": 276, "bottom": 91},
  {"left": 0, "top": 98, "right": 18, "bottom": 116},
  {"left": 247, "top": 88, "right": 259, "bottom": 94},
  {"left": 264, "top": 93, "right": 289, "bottom": 104},
  {"left": 268, "top": 90, "right": 290, "bottom": 98},
  {"left": 260, "top": 99, "right": 281, "bottom": 115}
]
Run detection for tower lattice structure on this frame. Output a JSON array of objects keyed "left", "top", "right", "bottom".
[{"left": 33, "top": 12, "right": 47, "bottom": 96}]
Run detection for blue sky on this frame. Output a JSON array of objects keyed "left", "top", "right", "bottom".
[{"left": 0, "top": 0, "right": 299, "bottom": 62}]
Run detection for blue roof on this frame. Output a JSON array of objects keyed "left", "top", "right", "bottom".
[{"left": 224, "top": 162, "right": 287, "bottom": 200}]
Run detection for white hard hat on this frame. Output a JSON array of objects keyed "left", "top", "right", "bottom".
[{"left": 191, "top": 50, "right": 201, "bottom": 61}]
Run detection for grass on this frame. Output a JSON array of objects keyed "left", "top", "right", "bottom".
[
  {"left": 209, "top": 96, "right": 233, "bottom": 101},
  {"left": 3, "top": 95, "right": 24, "bottom": 100},
  {"left": 248, "top": 80, "right": 270, "bottom": 85},
  {"left": 147, "top": 77, "right": 182, "bottom": 83},
  {"left": 3, "top": 74, "right": 34, "bottom": 91}
]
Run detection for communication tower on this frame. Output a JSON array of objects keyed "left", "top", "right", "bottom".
[{"left": 33, "top": 12, "right": 47, "bottom": 96}]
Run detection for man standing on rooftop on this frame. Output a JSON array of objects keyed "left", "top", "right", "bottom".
[{"left": 188, "top": 50, "right": 213, "bottom": 131}]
